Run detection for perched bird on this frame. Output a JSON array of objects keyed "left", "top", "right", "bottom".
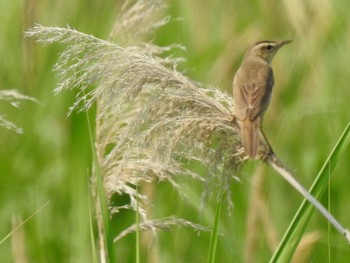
[{"left": 233, "top": 40, "right": 291, "bottom": 159}]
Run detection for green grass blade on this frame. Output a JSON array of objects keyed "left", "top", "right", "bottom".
[
  {"left": 270, "top": 122, "right": 350, "bottom": 262},
  {"left": 88, "top": 174, "right": 98, "bottom": 263},
  {"left": 136, "top": 184, "right": 140, "bottom": 263},
  {"left": 86, "top": 111, "right": 117, "bottom": 263},
  {"left": 207, "top": 196, "right": 223, "bottom": 263}
]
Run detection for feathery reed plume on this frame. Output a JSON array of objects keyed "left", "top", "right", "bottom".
[
  {"left": 0, "top": 89, "right": 38, "bottom": 134},
  {"left": 26, "top": 0, "right": 243, "bottom": 241}
]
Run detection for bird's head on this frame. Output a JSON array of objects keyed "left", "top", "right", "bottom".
[{"left": 246, "top": 40, "right": 292, "bottom": 64}]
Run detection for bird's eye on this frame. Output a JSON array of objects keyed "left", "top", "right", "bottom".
[{"left": 266, "top": 45, "right": 273, "bottom": 51}]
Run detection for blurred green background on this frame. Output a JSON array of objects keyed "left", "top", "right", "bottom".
[{"left": 1, "top": 0, "right": 350, "bottom": 262}]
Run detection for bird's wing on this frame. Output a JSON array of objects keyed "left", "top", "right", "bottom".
[
  {"left": 234, "top": 67, "right": 274, "bottom": 121},
  {"left": 234, "top": 82, "right": 250, "bottom": 120},
  {"left": 247, "top": 78, "right": 273, "bottom": 120}
]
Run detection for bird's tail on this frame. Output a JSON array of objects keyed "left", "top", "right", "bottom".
[{"left": 241, "top": 118, "right": 260, "bottom": 159}]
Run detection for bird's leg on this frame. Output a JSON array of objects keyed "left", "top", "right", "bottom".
[{"left": 259, "top": 129, "right": 275, "bottom": 158}]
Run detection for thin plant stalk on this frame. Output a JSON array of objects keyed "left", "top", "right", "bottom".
[
  {"left": 327, "top": 161, "right": 332, "bottom": 262},
  {"left": 268, "top": 156, "right": 348, "bottom": 236},
  {"left": 136, "top": 184, "right": 140, "bottom": 263},
  {"left": 207, "top": 195, "right": 223, "bottom": 263},
  {"left": 86, "top": 111, "right": 117, "bottom": 263},
  {"left": 0, "top": 201, "right": 50, "bottom": 245},
  {"left": 269, "top": 122, "right": 350, "bottom": 262},
  {"left": 88, "top": 176, "right": 99, "bottom": 263}
]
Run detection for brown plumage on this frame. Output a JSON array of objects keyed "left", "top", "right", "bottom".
[{"left": 233, "top": 40, "right": 291, "bottom": 159}]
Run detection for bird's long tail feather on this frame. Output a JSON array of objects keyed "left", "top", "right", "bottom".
[{"left": 241, "top": 118, "right": 260, "bottom": 159}]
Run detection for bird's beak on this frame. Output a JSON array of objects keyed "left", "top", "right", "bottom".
[{"left": 279, "top": 40, "right": 292, "bottom": 47}]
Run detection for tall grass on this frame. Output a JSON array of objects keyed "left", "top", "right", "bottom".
[{"left": 1, "top": 0, "right": 350, "bottom": 262}]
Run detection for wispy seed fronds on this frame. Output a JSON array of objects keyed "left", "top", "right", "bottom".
[
  {"left": 0, "top": 115, "right": 23, "bottom": 134},
  {"left": 0, "top": 89, "right": 38, "bottom": 107},
  {"left": 109, "top": 0, "right": 170, "bottom": 45},
  {"left": 114, "top": 217, "right": 210, "bottom": 242},
  {"left": 26, "top": 24, "right": 186, "bottom": 116},
  {"left": 0, "top": 89, "right": 38, "bottom": 134}
]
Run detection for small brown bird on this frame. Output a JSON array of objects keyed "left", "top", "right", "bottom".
[{"left": 233, "top": 40, "right": 291, "bottom": 159}]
